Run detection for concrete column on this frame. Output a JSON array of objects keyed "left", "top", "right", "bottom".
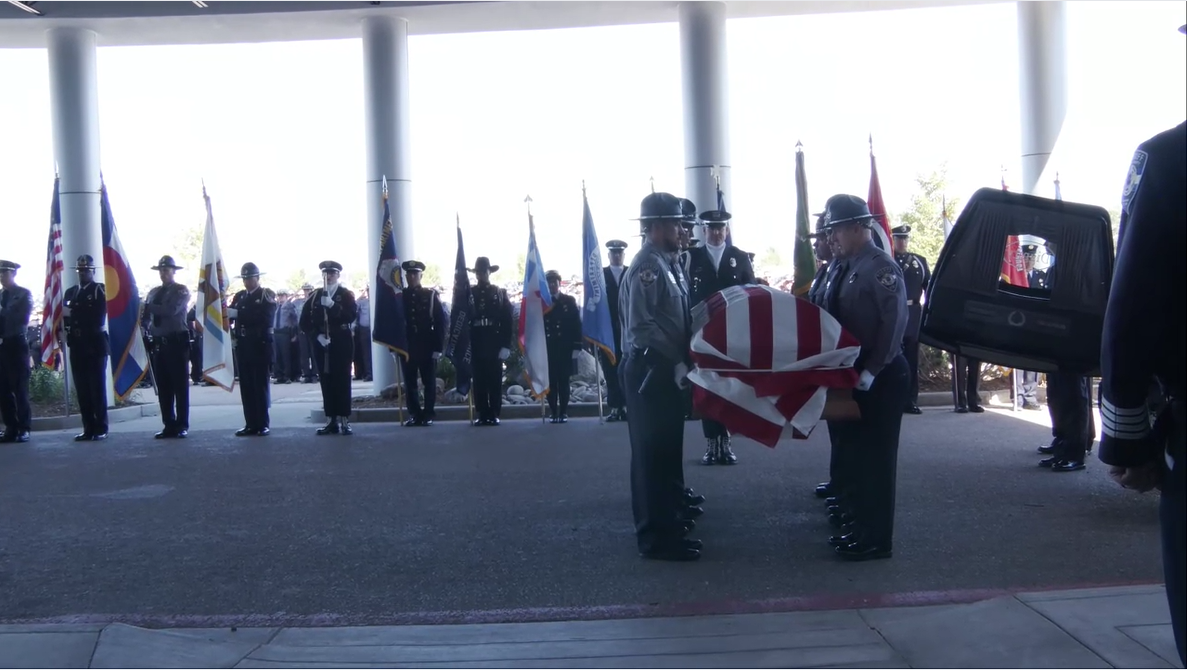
[
  {"left": 362, "top": 15, "right": 413, "bottom": 394},
  {"left": 1017, "top": 1, "right": 1067, "bottom": 196},
  {"left": 47, "top": 27, "right": 103, "bottom": 293},
  {"left": 678, "top": 1, "right": 730, "bottom": 240}
]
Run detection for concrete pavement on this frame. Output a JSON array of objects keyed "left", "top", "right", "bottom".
[{"left": 1, "top": 585, "right": 1180, "bottom": 668}]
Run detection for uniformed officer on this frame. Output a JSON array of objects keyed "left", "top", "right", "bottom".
[
  {"left": 354, "top": 286, "right": 372, "bottom": 382},
  {"left": 296, "top": 283, "right": 317, "bottom": 383},
  {"left": 602, "top": 240, "right": 629, "bottom": 421},
  {"left": 621, "top": 192, "right": 700, "bottom": 561},
  {"left": 187, "top": 303, "right": 204, "bottom": 386},
  {"left": 808, "top": 214, "right": 850, "bottom": 502},
  {"left": 0, "top": 260, "right": 34, "bottom": 444},
  {"left": 952, "top": 355, "right": 984, "bottom": 413},
  {"left": 142, "top": 255, "right": 192, "bottom": 439},
  {"left": 685, "top": 206, "right": 756, "bottom": 465},
  {"left": 1098, "top": 72, "right": 1185, "bottom": 662},
  {"left": 401, "top": 260, "right": 448, "bottom": 427},
  {"left": 272, "top": 289, "right": 298, "bottom": 384},
  {"left": 300, "top": 261, "right": 358, "bottom": 435},
  {"left": 228, "top": 262, "right": 277, "bottom": 436},
  {"left": 543, "top": 270, "right": 583, "bottom": 423},
  {"left": 61, "top": 255, "right": 109, "bottom": 441},
  {"left": 677, "top": 198, "right": 700, "bottom": 424},
  {"left": 891, "top": 225, "right": 931, "bottom": 414},
  {"left": 468, "top": 257, "right": 513, "bottom": 426},
  {"left": 1017, "top": 244, "right": 1046, "bottom": 410},
  {"left": 818, "top": 194, "right": 909, "bottom": 561}
]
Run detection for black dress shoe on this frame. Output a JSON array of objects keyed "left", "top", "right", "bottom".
[
  {"left": 548, "top": 415, "right": 559, "bottom": 424},
  {"left": 969, "top": 405, "right": 985, "bottom": 413},
  {"left": 257, "top": 427, "right": 270, "bottom": 436},
  {"left": 13, "top": 431, "right": 30, "bottom": 443},
  {"left": 835, "top": 542, "right": 892, "bottom": 561},
  {"left": 235, "top": 428, "right": 257, "bottom": 437},
  {"left": 559, "top": 414, "right": 569, "bottom": 424},
  {"left": 825, "top": 496, "right": 845, "bottom": 506},
  {"left": 490, "top": 418, "right": 501, "bottom": 426},
  {"left": 954, "top": 406, "right": 969, "bottom": 414},
  {"left": 684, "top": 492, "right": 706, "bottom": 506},
  {"left": 719, "top": 440, "right": 738, "bottom": 464},
  {"left": 91, "top": 433, "right": 107, "bottom": 441},
  {"left": 681, "top": 519, "right": 696, "bottom": 534},
  {"left": 174, "top": 430, "right": 188, "bottom": 438},
  {"left": 340, "top": 422, "right": 354, "bottom": 436},
  {"left": 829, "top": 512, "right": 857, "bottom": 528},
  {"left": 606, "top": 410, "right": 620, "bottom": 423},
  {"left": 422, "top": 418, "right": 434, "bottom": 426},
  {"left": 316, "top": 421, "right": 340, "bottom": 436},
  {"left": 682, "top": 538, "right": 704, "bottom": 550},
  {"left": 814, "top": 482, "right": 834, "bottom": 499},
  {"left": 1037, "top": 444, "right": 1055, "bottom": 455},
  {"left": 472, "top": 418, "right": 485, "bottom": 427},
  {"left": 74, "top": 433, "right": 93, "bottom": 442},
  {"left": 680, "top": 506, "right": 704, "bottom": 520},
  {"left": 829, "top": 532, "right": 857, "bottom": 547},
  {"left": 154, "top": 430, "right": 175, "bottom": 439},
  {"left": 1051, "top": 459, "right": 1086, "bottom": 472},
  {"left": 1039, "top": 456, "right": 1057, "bottom": 468},
  {"left": 641, "top": 545, "right": 700, "bottom": 561},
  {"left": 827, "top": 504, "right": 848, "bottom": 515},
  {"left": 904, "top": 404, "right": 922, "bottom": 414},
  {"left": 404, "top": 418, "right": 420, "bottom": 427}
]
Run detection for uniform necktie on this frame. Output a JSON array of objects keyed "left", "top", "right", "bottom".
[
  {"left": 827, "top": 261, "right": 850, "bottom": 315},
  {"left": 152, "top": 288, "right": 164, "bottom": 328}
]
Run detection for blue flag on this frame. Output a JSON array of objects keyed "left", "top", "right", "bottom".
[
  {"left": 100, "top": 181, "right": 150, "bottom": 400},
  {"left": 579, "top": 192, "right": 615, "bottom": 364},
  {"left": 371, "top": 182, "right": 409, "bottom": 361},
  {"left": 444, "top": 219, "right": 474, "bottom": 396}
]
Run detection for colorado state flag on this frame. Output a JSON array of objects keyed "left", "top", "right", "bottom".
[{"left": 100, "top": 181, "right": 149, "bottom": 400}]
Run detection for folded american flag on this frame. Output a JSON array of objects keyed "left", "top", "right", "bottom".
[{"left": 687, "top": 285, "right": 861, "bottom": 448}]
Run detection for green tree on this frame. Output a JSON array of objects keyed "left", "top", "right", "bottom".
[
  {"left": 896, "top": 165, "right": 961, "bottom": 267},
  {"left": 346, "top": 269, "right": 370, "bottom": 292},
  {"left": 758, "top": 246, "right": 783, "bottom": 273},
  {"left": 285, "top": 268, "right": 312, "bottom": 293},
  {"left": 512, "top": 252, "right": 527, "bottom": 285},
  {"left": 422, "top": 262, "right": 444, "bottom": 288},
  {"left": 170, "top": 222, "right": 204, "bottom": 273}
]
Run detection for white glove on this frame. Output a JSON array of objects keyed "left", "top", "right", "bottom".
[
  {"left": 432, "top": 352, "right": 442, "bottom": 360},
  {"left": 674, "top": 362, "right": 690, "bottom": 390},
  {"left": 61, "top": 306, "right": 72, "bottom": 317},
  {"left": 225, "top": 307, "right": 238, "bottom": 318},
  {"left": 572, "top": 351, "right": 581, "bottom": 363},
  {"left": 321, "top": 296, "right": 334, "bottom": 308},
  {"left": 317, "top": 334, "right": 331, "bottom": 347},
  {"left": 498, "top": 347, "right": 511, "bottom": 361},
  {"left": 856, "top": 369, "right": 875, "bottom": 391}
]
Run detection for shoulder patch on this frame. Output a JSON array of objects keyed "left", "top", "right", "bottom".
[
  {"left": 875, "top": 265, "right": 899, "bottom": 292},
  {"left": 638, "top": 267, "right": 658, "bottom": 287},
  {"left": 1121, "top": 149, "right": 1148, "bottom": 214}
]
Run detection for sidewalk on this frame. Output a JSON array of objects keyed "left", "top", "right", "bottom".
[{"left": 2, "top": 585, "right": 1179, "bottom": 669}]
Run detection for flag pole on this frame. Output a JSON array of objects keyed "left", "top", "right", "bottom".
[
  {"left": 541, "top": 391, "right": 546, "bottom": 424},
  {"left": 594, "top": 349, "right": 604, "bottom": 424},
  {"left": 62, "top": 344, "right": 71, "bottom": 418},
  {"left": 467, "top": 389, "right": 474, "bottom": 424}
]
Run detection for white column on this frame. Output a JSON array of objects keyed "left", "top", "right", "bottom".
[
  {"left": 1017, "top": 1, "right": 1067, "bottom": 196},
  {"left": 362, "top": 16, "right": 413, "bottom": 394},
  {"left": 47, "top": 28, "right": 104, "bottom": 294},
  {"left": 48, "top": 27, "right": 108, "bottom": 406},
  {"left": 678, "top": 1, "right": 731, "bottom": 241}
]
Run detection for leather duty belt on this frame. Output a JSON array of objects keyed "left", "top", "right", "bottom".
[{"left": 473, "top": 319, "right": 496, "bottom": 327}]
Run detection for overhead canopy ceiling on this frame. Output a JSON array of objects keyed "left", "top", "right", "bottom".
[{"left": 0, "top": 0, "right": 1005, "bottom": 48}]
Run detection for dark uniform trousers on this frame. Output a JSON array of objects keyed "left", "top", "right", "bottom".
[
  {"left": 314, "top": 328, "right": 354, "bottom": 417},
  {"left": 850, "top": 355, "right": 910, "bottom": 547},
  {"left": 238, "top": 335, "right": 272, "bottom": 430},
  {"left": 601, "top": 349, "right": 624, "bottom": 410},
  {"left": 70, "top": 341, "right": 109, "bottom": 435},
  {"left": 0, "top": 339, "right": 32, "bottom": 433},
  {"left": 273, "top": 328, "right": 294, "bottom": 381},
  {"left": 1020, "top": 370, "right": 1040, "bottom": 404},
  {"left": 826, "top": 419, "right": 855, "bottom": 497},
  {"left": 298, "top": 331, "right": 316, "bottom": 381},
  {"left": 471, "top": 331, "right": 503, "bottom": 420},
  {"left": 903, "top": 304, "right": 923, "bottom": 404},
  {"left": 152, "top": 333, "right": 191, "bottom": 432},
  {"left": 546, "top": 345, "right": 573, "bottom": 415},
  {"left": 1046, "top": 372, "right": 1095, "bottom": 461},
  {"left": 189, "top": 332, "right": 203, "bottom": 384},
  {"left": 622, "top": 351, "right": 686, "bottom": 553},
  {"left": 353, "top": 325, "right": 372, "bottom": 380},
  {"left": 953, "top": 356, "right": 982, "bottom": 409},
  {"left": 1162, "top": 400, "right": 1186, "bottom": 665},
  {"left": 402, "top": 351, "right": 437, "bottom": 420}
]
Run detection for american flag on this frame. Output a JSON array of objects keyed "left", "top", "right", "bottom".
[
  {"left": 687, "top": 285, "right": 862, "bottom": 448},
  {"left": 40, "top": 178, "right": 65, "bottom": 369}
]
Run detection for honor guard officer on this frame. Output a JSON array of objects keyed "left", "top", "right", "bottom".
[
  {"left": 807, "top": 214, "right": 835, "bottom": 308},
  {"left": 602, "top": 240, "right": 629, "bottom": 421},
  {"left": 809, "top": 214, "right": 851, "bottom": 503},
  {"left": 543, "top": 270, "right": 583, "bottom": 423},
  {"left": 0, "top": 260, "right": 33, "bottom": 443},
  {"left": 62, "top": 255, "right": 109, "bottom": 441},
  {"left": 1098, "top": 50, "right": 1185, "bottom": 659},
  {"left": 819, "top": 194, "right": 909, "bottom": 561},
  {"left": 891, "top": 225, "right": 931, "bottom": 415},
  {"left": 468, "top": 257, "right": 514, "bottom": 426},
  {"left": 296, "top": 283, "right": 317, "bottom": 383},
  {"left": 685, "top": 206, "right": 756, "bottom": 465},
  {"left": 1017, "top": 245, "right": 1046, "bottom": 411},
  {"left": 401, "top": 260, "right": 448, "bottom": 427},
  {"left": 143, "top": 255, "right": 192, "bottom": 439},
  {"left": 677, "top": 198, "right": 699, "bottom": 424},
  {"left": 300, "top": 261, "right": 358, "bottom": 436},
  {"left": 272, "top": 289, "right": 299, "bottom": 384},
  {"left": 621, "top": 192, "right": 700, "bottom": 561},
  {"left": 228, "top": 263, "right": 278, "bottom": 436}
]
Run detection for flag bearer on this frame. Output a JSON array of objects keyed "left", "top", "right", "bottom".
[
  {"left": 228, "top": 262, "right": 277, "bottom": 436},
  {"left": 818, "top": 195, "right": 908, "bottom": 561},
  {"left": 300, "top": 261, "right": 358, "bottom": 436},
  {"left": 891, "top": 225, "right": 930, "bottom": 415},
  {"left": 143, "top": 255, "right": 191, "bottom": 439},
  {"left": 0, "top": 260, "right": 33, "bottom": 443},
  {"left": 62, "top": 255, "right": 109, "bottom": 441},
  {"left": 401, "top": 260, "right": 448, "bottom": 427},
  {"left": 602, "top": 240, "right": 629, "bottom": 422},
  {"left": 467, "top": 257, "right": 513, "bottom": 426},
  {"left": 543, "top": 270, "right": 582, "bottom": 423}
]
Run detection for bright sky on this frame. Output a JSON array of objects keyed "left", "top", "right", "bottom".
[{"left": 1, "top": 1, "right": 1184, "bottom": 291}]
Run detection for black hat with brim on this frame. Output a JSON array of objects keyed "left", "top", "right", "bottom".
[
  {"left": 319, "top": 260, "right": 343, "bottom": 273},
  {"left": 699, "top": 210, "right": 732, "bottom": 226},
  {"left": 402, "top": 260, "right": 426, "bottom": 273},
  {"left": 75, "top": 254, "right": 97, "bottom": 270},
  {"left": 606, "top": 239, "right": 628, "bottom": 251},
  {"left": 545, "top": 270, "right": 562, "bottom": 282},
  {"left": 468, "top": 257, "right": 499, "bottom": 273},
  {"left": 632, "top": 192, "right": 684, "bottom": 223},
  {"left": 151, "top": 255, "right": 182, "bottom": 270},
  {"left": 237, "top": 262, "right": 264, "bottom": 278},
  {"left": 891, "top": 225, "right": 911, "bottom": 237},
  {"left": 0, "top": 259, "right": 20, "bottom": 272},
  {"left": 679, "top": 198, "right": 698, "bottom": 227},
  {"left": 820, "top": 194, "right": 875, "bottom": 229}
]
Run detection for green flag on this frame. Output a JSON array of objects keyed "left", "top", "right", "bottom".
[{"left": 791, "top": 143, "right": 815, "bottom": 296}]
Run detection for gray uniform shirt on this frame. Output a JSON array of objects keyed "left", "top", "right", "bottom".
[
  {"left": 619, "top": 242, "right": 691, "bottom": 367},
  {"left": 832, "top": 241, "right": 908, "bottom": 377},
  {"left": 143, "top": 282, "right": 191, "bottom": 336}
]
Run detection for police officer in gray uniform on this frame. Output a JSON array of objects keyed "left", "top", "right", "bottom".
[
  {"left": 818, "top": 195, "right": 909, "bottom": 561},
  {"left": 621, "top": 192, "right": 700, "bottom": 562},
  {"left": 143, "top": 255, "right": 192, "bottom": 439},
  {"left": 228, "top": 262, "right": 278, "bottom": 436}
]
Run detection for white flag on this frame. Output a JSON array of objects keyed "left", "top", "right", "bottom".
[{"left": 195, "top": 187, "right": 236, "bottom": 391}]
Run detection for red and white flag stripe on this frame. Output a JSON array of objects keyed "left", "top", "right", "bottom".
[
  {"left": 688, "top": 285, "right": 861, "bottom": 448},
  {"left": 40, "top": 219, "right": 65, "bottom": 368}
]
